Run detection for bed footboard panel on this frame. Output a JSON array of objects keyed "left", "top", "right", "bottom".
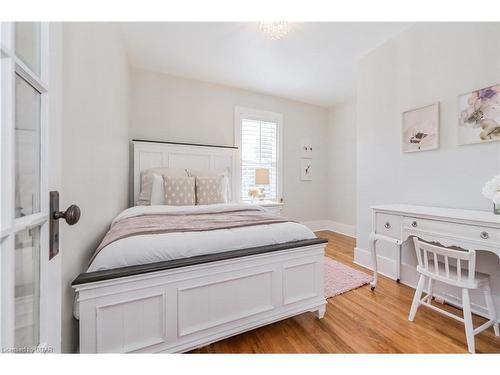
[{"left": 74, "top": 243, "right": 326, "bottom": 353}]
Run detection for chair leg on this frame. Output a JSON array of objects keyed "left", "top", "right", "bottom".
[
  {"left": 482, "top": 282, "right": 499, "bottom": 337},
  {"left": 427, "top": 278, "right": 434, "bottom": 302},
  {"left": 408, "top": 275, "right": 426, "bottom": 322},
  {"left": 462, "top": 288, "right": 475, "bottom": 354}
]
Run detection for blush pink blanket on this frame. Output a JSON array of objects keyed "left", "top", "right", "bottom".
[{"left": 89, "top": 209, "right": 290, "bottom": 266}]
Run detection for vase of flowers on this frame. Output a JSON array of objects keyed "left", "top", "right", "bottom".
[
  {"left": 482, "top": 175, "right": 500, "bottom": 214},
  {"left": 248, "top": 187, "right": 261, "bottom": 204}
]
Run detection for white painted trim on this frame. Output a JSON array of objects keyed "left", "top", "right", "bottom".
[
  {"left": 0, "top": 21, "right": 61, "bottom": 352},
  {"left": 354, "top": 246, "right": 490, "bottom": 318},
  {"left": 302, "top": 220, "right": 356, "bottom": 238},
  {"left": 234, "top": 106, "right": 283, "bottom": 203},
  {"left": 353, "top": 246, "right": 397, "bottom": 280},
  {"left": 0, "top": 21, "right": 16, "bottom": 349}
]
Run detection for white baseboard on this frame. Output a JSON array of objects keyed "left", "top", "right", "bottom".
[
  {"left": 354, "top": 247, "right": 490, "bottom": 319},
  {"left": 354, "top": 246, "right": 397, "bottom": 280},
  {"left": 302, "top": 220, "right": 356, "bottom": 238}
]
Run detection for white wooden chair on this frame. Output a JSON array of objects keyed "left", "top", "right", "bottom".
[{"left": 408, "top": 237, "right": 499, "bottom": 353}]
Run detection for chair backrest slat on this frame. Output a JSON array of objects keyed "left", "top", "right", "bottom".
[
  {"left": 444, "top": 256, "right": 450, "bottom": 278},
  {"left": 412, "top": 237, "right": 476, "bottom": 287},
  {"left": 433, "top": 253, "right": 439, "bottom": 275}
]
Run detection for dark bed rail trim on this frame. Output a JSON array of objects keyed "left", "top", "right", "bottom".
[
  {"left": 132, "top": 139, "right": 238, "bottom": 149},
  {"left": 72, "top": 238, "right": 328, "bottom": 286}
]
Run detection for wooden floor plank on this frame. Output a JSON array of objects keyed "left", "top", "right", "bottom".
[{"left": 190, "top": 231, "right": 500, "bottom": 353}]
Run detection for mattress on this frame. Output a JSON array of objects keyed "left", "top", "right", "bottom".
[{"left": 87, "top": 203, "right": 316, "bottom": 272}]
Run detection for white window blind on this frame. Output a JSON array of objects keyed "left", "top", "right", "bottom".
[{"left": 241, "top": 118, "right": 278, "bottom": 201}]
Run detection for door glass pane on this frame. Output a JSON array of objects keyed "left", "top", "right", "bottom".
[
  {"left": 14, "top": 227, "right": 40, "bottom": 350},
  {"left": 15, "top": 22, "right": 41, "bottom": 75},
  {"left": 15, "top": 74, "right": 41, "bottom": 218}
]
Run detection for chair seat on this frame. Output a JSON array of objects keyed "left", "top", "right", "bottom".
[{"left": 418, "top": 260, "right": 489, "bottom": 286}]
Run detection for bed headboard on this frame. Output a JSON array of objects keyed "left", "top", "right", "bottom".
[{"left": 132, "top": 140, "right": 240, "bottom": 206}]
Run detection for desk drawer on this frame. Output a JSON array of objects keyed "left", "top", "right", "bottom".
[
  {"left": 403, "top": 217, "right": 500, "bottom": 247},
  {"left": 375, "top": 213, "right": 402, "bottom": 239}
]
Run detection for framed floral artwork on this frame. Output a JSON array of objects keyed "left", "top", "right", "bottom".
[
  {"left": 458, "top": 84, "right": 500, "bottom": 145},
  {"left": 402, "top": 103, "right": 439, "bottom": 153}
]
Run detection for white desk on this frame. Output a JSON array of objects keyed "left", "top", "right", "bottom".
[{"left": 369, "top": 204, "right": 500, "bottom": 290}]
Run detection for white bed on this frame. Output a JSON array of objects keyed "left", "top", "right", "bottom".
[
  {"left": 72, "top": 140, "right": 327, "bottom": 353},
  {"left": 88, "top": 203, "right": 317, "bottom": 272}
]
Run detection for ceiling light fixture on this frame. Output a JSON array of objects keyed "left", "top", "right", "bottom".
[{"left": 259, "top": 22, "right": 292, "bottom": 40}]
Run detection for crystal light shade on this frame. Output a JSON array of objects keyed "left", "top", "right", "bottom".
[{"left": 259, "top": 22, "right": 291, "bottom": 40}]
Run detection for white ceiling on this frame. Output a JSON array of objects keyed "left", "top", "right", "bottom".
[{"left": 121, "top": 22, "right": 411, "bottom": 107}]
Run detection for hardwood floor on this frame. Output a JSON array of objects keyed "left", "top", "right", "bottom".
[{"left": 191, "top": 231, "right": 500, "bottom": 353}]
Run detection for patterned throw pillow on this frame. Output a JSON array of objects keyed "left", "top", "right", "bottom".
[
  {"left": 186, "top": 169, "right": 230, "bottom": 203},
  {"left": 195, "top": 176, "right": 225, "bottom": 205},
  {"left": 138, "top": 168, "right": 188, "bottom": 205},
  {"left": 163, "top": 176, "right": 196, "bottom": 206}
]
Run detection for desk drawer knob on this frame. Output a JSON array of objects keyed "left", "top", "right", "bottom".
[
  {"left": 384, "top": 222, "right": 391, "bottom": 229},
  {"left": 480, "top": 231, "right": 489, "bottom": 240},
  {"left": 411, "top": 221, "right": 418, "bottom": 227}
]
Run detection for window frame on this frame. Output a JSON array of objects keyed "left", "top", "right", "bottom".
[{"left": 234, "top": 106, "right": 283, "bottom": 204}]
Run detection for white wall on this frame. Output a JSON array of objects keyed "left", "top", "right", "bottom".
[
  {"left": 355, "top": 23, "right": 500, "bottom": 314},
  {"left": 326, "top": 100, "right": 357, "bottom": 236},
  {"left": 60, "top": 23, "right": 130, "bottom": 353},
  {"left": 129, "top": 68, "right": 329, "bottom": 222}
]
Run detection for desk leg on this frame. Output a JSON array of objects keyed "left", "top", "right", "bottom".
[
  {"left": 369, "top": 232, "right": 378, "bottom": 290},
  {"left": 396, "top": 243, "right": 401, "bottom": 283}
]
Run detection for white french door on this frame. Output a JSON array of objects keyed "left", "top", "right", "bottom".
[{"left": 1, "top": 22, "right": 62, "bottom": 353}]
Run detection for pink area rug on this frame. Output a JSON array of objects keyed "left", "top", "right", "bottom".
[{"left": 324, "top": 256, "right": 372, "bottom": 298}]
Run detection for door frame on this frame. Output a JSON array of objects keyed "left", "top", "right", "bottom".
[{"left": 0, "top": 21, "right": 62, "bottom": 353}]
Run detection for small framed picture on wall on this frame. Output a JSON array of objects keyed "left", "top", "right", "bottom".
[
  {"left": 300, "top": 139, "right": 313, "bottom": 158},
  {"left": 402, "top": 102, "right": 440, "bottom": 153},
  {"left": 300, "top": 159, "right": 312, "bottom": 181}
]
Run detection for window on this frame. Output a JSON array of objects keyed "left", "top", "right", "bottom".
[{"left": 235, "top": 107, "right": 282, "bottom": 203}]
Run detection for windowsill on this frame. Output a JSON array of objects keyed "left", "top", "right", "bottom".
[{"left": 245, "top": 200, "right": 284, "bottom": 207}]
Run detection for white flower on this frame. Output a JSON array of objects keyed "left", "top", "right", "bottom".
[
  {"left": 248, "top": 187, "right": 260, "bottom": 198},
  {"left": 482, "top": 175, "right": 500, "bottom": 201}
]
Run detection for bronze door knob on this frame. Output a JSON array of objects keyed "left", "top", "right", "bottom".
[{"left": 53, "top": 204, "right": 81, "bottom": 225}]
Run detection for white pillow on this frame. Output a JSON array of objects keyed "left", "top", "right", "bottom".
[{"left": 150, "top": 174, "right": 165, "bottom": 205}]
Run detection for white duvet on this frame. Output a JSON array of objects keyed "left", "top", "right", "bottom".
[{"left": 87, "top": 203, "right": 316, "bottom": 272}]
